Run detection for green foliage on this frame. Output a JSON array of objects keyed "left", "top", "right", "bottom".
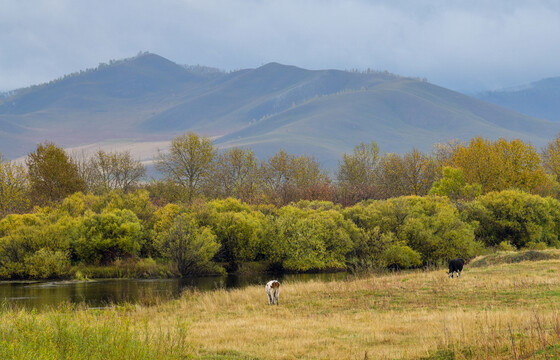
[
  {"left": 155, "top": 131, "right": 216, "bottom": 202},
  {"left": 344, "top": 196, "right": 479, "bottom": 266},
  {"left": 429, "top": 166, "right": 482, "bottom": 201},
  {"left": 382, "top": 243, "right": 422, "bottom": 269},
  {"left": 267, "top": 205, "right": 357, "bottom": 271},
  {"left": 0, "top": 155, "right": 30, "bottom": 218},
  {"left": 198, "top": 198, "right": 267, "bottom": 270},
  {"left": 154, "top": 211, "right": 221, "bottom": 276},
  {"left": 24, "top": 249, "right": 70, "bottom": 279},
  {"left": 0, "top": 212, "right": 76, "bottom": 278},
  {"left": 26, "top": 141, "right": 85, "bottom": 205},
  {"left": 73, "top": 209, "right": 145, "bottom": 264},
  {"left": 6, "top": 136, "right": 560, "bottom": 279},
  {"left": 462, "top": 190, "right": 560, "bottom": 248}
]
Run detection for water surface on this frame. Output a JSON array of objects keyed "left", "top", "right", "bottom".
[{"left": 0, "top": 272, "right": 347, "bottom": 309}]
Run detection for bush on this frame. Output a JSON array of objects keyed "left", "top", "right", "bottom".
[
  {"left": 382, "top": 243, "right": 422, "bottom": 269},
  {"left": 344, "top": 196, "right": 479, "bottom": 266},
  {"left": 25, "top": 249, "right": 70, "bottom": 279},
  {"left": 463, "top": 190, "right": 560, "bottom": 248},
  {"left": 154, "top": 211, "right": 221, "bottom": 276},
  {"left": 266, "top": 205, "right": 357, "bottom": 272},
  {"left": 73, "top": 209, "right": 145, "bottom": 264}
]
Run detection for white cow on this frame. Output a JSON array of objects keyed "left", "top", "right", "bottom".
[{"left": 265, "top": 280, "right": 280, "bottom": 305}]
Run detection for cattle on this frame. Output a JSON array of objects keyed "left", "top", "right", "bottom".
[
  {"left": 265, "top": 280, "right": 280, "bottom": 305},
  {"left": 448, "top": 258, "right": 464, "bottom": 278}
]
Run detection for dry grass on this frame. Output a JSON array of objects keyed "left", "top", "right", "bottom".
[{"left": 3, "top": 256, "right": 560, "bottom": 359}]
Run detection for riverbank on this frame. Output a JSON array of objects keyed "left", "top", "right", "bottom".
[{"left": 2, "top": 251, "right": 560, "bottom": 359}]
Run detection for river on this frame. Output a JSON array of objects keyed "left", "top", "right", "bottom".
[{"left": 0, "top": 272, "right": 347, "bottom": 309}]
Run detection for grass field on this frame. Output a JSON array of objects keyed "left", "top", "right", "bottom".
[{"left": 2, "top": 251, "right": 560, "bottom": 359}]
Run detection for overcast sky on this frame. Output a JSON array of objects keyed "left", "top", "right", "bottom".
[{"left": 1, "top": 0, "right": 559, "bottom": 93}]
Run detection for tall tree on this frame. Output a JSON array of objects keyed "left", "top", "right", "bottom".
[
  {"left": 26, "top": 142, "right": 85, "bottom": 205},
  {"left": 376, "top": 153, "right": 407, "bottom": 198},
  {"left": 432, "top": 139, "right": 462, "bottom": 169},
  {"left": 541, "top": 133, "right": 560, "bottom": 180},
  {"left": 261, "top": 150, "right": 331, "bottom": 205},
  {"left": 88, "top": 150, "right": 146, "bottom": 193},
  {"left": 206, "top": 147, "right": 260, "bottom": 202},
  {"left": 453, "top": 137, "right": 547, "bottom": 193},
  {"left": 0, "top": 155, "right": 30, "bottom": 218},
  {"left": 336, "top": 141, "right": 380, "bottom": 204},
  {"left": 155, "top": 132, "right": 216, "bottom": 202},
  {"left": 401, "top": 148, "right": 437, "bottom": 196}
]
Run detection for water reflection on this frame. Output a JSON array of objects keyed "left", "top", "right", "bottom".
[{"left": 0, "top": 272, "right": 347, "bottom": 309}]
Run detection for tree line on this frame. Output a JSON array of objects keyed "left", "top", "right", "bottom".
[
  {"left": 2, "top": 132, "right": 560, "bottom": 279},
  {"left": 4, "top": 132, "right": 560, "bottom": 213}
]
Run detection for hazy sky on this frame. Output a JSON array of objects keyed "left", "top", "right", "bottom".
[{"left": 1, "top": 0, "right": 559, "bottom": 93}]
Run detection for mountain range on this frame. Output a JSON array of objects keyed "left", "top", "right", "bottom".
[
  {"left": 475, "top": 77, "right": 560, "bottom": 123},
  {"left": 1, "top": 53, "right": 559, "bottom": 169}
]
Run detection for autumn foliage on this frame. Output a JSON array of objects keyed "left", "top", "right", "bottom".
[{"left": 2, "top": 133, "right": 560, "bottom": 278}]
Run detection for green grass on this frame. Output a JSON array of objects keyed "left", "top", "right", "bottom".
[{"left": 469, "top": 249, "right": 560, "bottom": 268}]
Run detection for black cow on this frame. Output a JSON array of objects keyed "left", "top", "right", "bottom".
[{"left": 448, "top": 258, "right": 464, "bottom": 278}]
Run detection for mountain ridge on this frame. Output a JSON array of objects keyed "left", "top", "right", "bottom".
[
  {"left": 1, "top": 53, "right": 558, "bottom": 169},
  {"left": 476, "top": 76, "right": 560, "bottom": 123}
]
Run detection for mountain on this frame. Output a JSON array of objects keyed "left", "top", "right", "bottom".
[
  {"left": 1, "top": 53, "right": 558, "bottom": 169},
  {"left": 476, "top": 77, "right": 560, "bottom": 122}
]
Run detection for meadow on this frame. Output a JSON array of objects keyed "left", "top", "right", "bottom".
[{"left": 2, "top": 251, "right": 560, "bottom": 359}]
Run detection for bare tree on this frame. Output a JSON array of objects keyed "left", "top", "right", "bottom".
[{"left": 83, "top": 150, "right": 146, "bottom": 193}]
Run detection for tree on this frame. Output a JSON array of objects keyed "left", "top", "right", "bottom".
[
  {"left": 452, "top": 137, "right": 547, "bottom": 193},
  {"left": 429, "top": 167, "right": 482, "bottom": 202},
  {"left": 376, "top": 149, "right": 436, "bottom": 198},
  {"left": 376, "top": 153, "right": 407, "bottom": 198},
  {"left": 26, "top": 142, "right": 85, "bottom": 205},
  {"left": 155, "top": 132, "right": 216, "bottom": 202},
  {"left": 337, "top": 141, "right": 380, "bottom": 203},
  {"left": 0, "top": 211, "right": 76, "bottom": 279},
  {"left": 88, "top": 150, "right": 146, "bottom": 193},
  {"left": 343, "top": 196, "right": 478, "bottom": 265},
  {"left": 261, "top": 150, "right": 330, "bottom": 205},
  {"left": 432, "top": 139, "right": 462, "bottom": 169},
  {"left": 401, "top": 148, "right": 437, "bottom": 196},
  {"left": 206, "top": 147, "right": 260, "bottom": 202},
  {"left": 541, "top": 133, "right": 560, "bottom": 180},
  {"left": 0, "top": 155, "right": 30, "bottom": 218}
]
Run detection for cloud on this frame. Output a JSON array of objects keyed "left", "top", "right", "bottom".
[{"left": 1, "top": 0, "right": 559, "bottom": 92}]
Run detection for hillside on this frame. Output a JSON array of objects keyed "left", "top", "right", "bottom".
[
  {"left": 476, "top": 76, "right": 560, "bottom": 122},
  {"left": 1, "top": 53, "right": 558, "bottom": 168}
]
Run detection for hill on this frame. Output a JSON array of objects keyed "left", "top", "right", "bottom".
[
  {"left": 1, "top": 53, "right": 558, "bottom": 168},
  {"left": 476, "top": 76, "right": 560, "bottom": 122}
]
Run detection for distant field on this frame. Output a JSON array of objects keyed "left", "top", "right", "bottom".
[{"left": 2, "top": 251, "right": 560, "bottom": 359}]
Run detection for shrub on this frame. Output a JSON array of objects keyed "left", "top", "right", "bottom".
[
  {"left": 382, "top": 243, "right": 422, "bottom": 269},
  {"left": 463, "top": 190, "right": 560, "bottom": 248},
  {"left": 25, "top": 249, "right": 70, "bottom": 279},
  {"left": 344, "top": 196, "right": 479, "bottom": 266},
  {"left": 154, "top": 212, "right": 221, "bottom": 276}
]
